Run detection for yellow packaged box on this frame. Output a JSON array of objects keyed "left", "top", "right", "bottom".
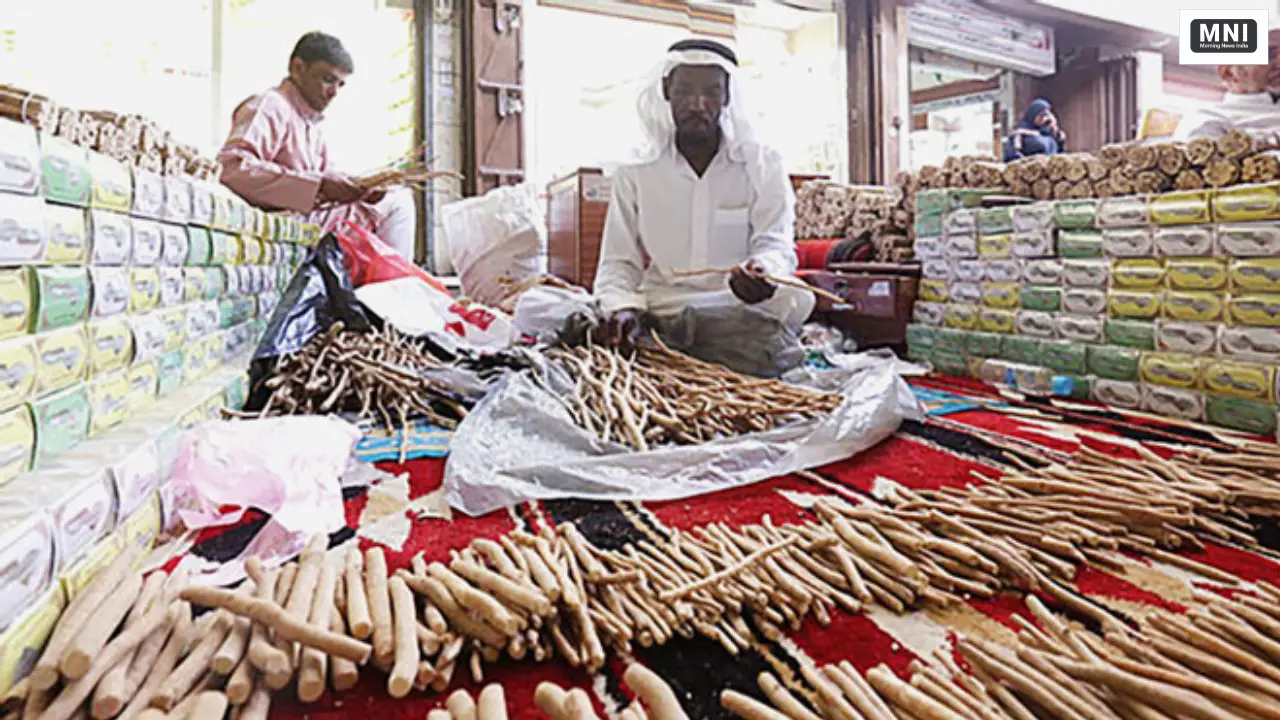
[
  {"left": 126, "top": 360, "right": 159, "bottom": 411},
  {"left": 944, "top": 303, "right": 980, "bottom": 330},
  {"left": 980, "top": 282, "right": 1021, "bottom": 309},
  {"left": 160, "top": 307, "right": 186, "bottom": 353},
  {"left": 1229, "top": 258, "right": 1280, "bottom": 293},
  {"left": 1111, "top": 259, "right": 1165, "bottom": 290},
  {"left": 116, "top": 492, "right": 162, "bottom": 558},
  {"left": 1203, "top": 359, "right": 1276, "bottom": 401},
  {"left": 0, "top": 467, "right": 118, "bottom": 572},
  {"left": 1164, "top": 291, "right": 1226, "bottom": 323},
  {"left": 978, "top": 307, "right": 1016, "bottom": 334},
  {"left": 0, "top": 269, "right": 31, "bottom": 342},
  {"left": 1166, "top": 258, "right": 1228, "bottom": 291},
  {"left": 182, "top": 267, "right": 206, "bottom": 303},
  {"left": 42, "top": 203, "right": 88, "bottom": 264},
  {"left": 1150, "top": 190, "right": 1212, "bottom": 225},
  {"left": 240, "top": 234, "right": 264, "bottom": 264},
  {"left": 1108, "top": 290, "right": 1163, "bottom": 320},
  {"left": 0, "top": 508, "right": 56, "bottom": 633},
  {"left": 919, "top": 279, "right": 948, "bottom": 303},
  {"left": 87, "top": 152, "right": 132, "bottom": 213},
  {"left": 1212, "top": 182, "right": 1280, "bottom": 222},
  {"left": 60, "top": 531, "right": 124, "bottom": 599},
  {"left": 978, "top": 234, "right": 1013, "bottom": 258},
  {"left": 0, "top": 336, "right": 37, "bottom": 411},
  {"left": 0, "top": 405, "right": 34, "bottom": 486},
  {"left": 128, "top": 267, "right": 161, "bottom": 314},
  {"left": 88, "top": 371, "right": 131, "bottom": 435},
  {"left": 1138, "top": 352, "right": 1204, "bottom": 390},
  {"left": 0, "top": 585, "right": 64, "bottom": 695},
  {"left": 1227, "top": 294, "right": 1280, "bottom": 328},
  {"left": 33, "top": 326, "right": 88, "bottom": 396}
]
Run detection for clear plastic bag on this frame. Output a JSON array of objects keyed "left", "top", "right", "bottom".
[
  {"left": 443, "top": 353, "right": 923, "bottom": 516},
  {"left": 442, "top": 183, "right": 546, "bottom": 308}
]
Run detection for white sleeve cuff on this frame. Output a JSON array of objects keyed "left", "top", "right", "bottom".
[{"left": 598, "top": 292, "right": 648, "bottom": 315}]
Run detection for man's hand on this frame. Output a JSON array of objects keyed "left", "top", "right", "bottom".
[
  {"left": 318, "top": 173, "right": 367, "bottom": 205},
  {"left": 729, "top": 261, "right": 776, "bottom": 305},
  {"left": 362, "top": 188, "right": 387, "bottom": 205},
  {"left": 606, "top": 309, "right": 645, "bottom": 351}
]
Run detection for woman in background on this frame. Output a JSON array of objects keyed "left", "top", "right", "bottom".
[{"left": 1003, "top": 98, "right": 1066, "bottom": 161}]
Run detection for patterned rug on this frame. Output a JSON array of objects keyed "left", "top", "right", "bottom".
[{"left": 182, "top": 376, "right": 1280, "bottom": 720}]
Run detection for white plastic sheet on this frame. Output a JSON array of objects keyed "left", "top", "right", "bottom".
[
  {"left": 513, "top": 286, "right": 597, "bottom": 342},
  {"left": 355, "top": 276, "right": 515, "bottom": 350},
  {"left": 443, "top": 352, "right": 923, "bottom": 516},
  {"left": 442, "top": 183, "right": 546, "bottom": 308}
]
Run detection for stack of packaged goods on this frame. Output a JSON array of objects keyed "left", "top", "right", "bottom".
[
  {"left": 907, "top": 180, "right": 1280, "bottom": 438},
  {"left": 0, "top": 113, "right": 312, "bottom": 654}
]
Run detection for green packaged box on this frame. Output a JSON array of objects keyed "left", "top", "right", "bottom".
[
  {"left": 28, "top": 267, "right": 90, "bottom": 333},
  {"left": 933, "top": 328, "right": 968, "bottom": 356},
  {"left": 1205, "top": 394, "right": 1278, "bottom": 435},
  {"left": 219, "top": 297, "right": 257, "bottom": 329},
  {"left": 915, "top": 190, "right": 950, "bottom": 217},
  {"left": 1020, "top": 286, "right": 1062, "bottom": 312},
  {"left": 1053, "top": 199, "right": 1098, "bottom": 229},
  {"left": 224, "top": 375, "right": 249, "bottom": 412},
  {"left": 977, "top": 207, "right": 1014, "bottom": 235},
  {"left": 156, "top": 351, "right": 184, "bottom": 397},
  {"left": 931, "top": 349, "right": 969, "bottom": 377},
  {"left": 949, "top": 189, "right": 999, "bottom": 211},
  {"left": 1002, "top": 336, "right": 1043, "bottom": 365},
  {"left": 905, "top": 324, "right": 937, "bottom": 351},
  {"left": 1042, "top": 340, "right": 1088, "bottom": 375},
  {"left": 1105, "top": 319, "right": 1157, "bottom": 351},
  {"left": 1088, "top": 345, "right": 1141, "bottom": 381},
  {"left": 186, "top": 226, "right": 213, "bottom": 266},
  {"left": 29, "top": 383, "right": 90, "bottom": 468},
  {"left": 38, "top": 133, "right": 92, "bottom": 206},
  {"left": 965, "top": 331, "right": 1005, "bottom": 358},
  {"left": 915, "top": 213, "right": 944, "bottom": 238},
  {"left": 1057, "top": 230, "right": 1105, "bottom": 259},
  {"left": 907, "top": 342, "right": 931, "bottom": 363},
  {"left": 204, "top": 266, "right": 226, "bottom": 301}
]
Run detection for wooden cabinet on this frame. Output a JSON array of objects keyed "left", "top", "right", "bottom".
[
  {"left": 801, "top": 263, "right": 921, "bottom": 354},
  {"left": 546, "top": 168, "right": 609, "bottom": 291}
]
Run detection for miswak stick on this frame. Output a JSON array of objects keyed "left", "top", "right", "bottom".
[
  {"left": 226, "top": 656, "right": 255, "bottom": 705},
  {"left": 423, "top": 602, "right": 448, "bottom": 635},
  {"left": 344, "top": 548, "right": 373, "bottom": 639},
  {"left": 31, "top": 546, "right": 141, "bottom": 690},
  {"left": 130, "top": 711, "right": 165, "bottom": 720},
  {"left": 297, "top": 565, "right": 338, "bottom": 703},
  {"left": 212, "top": 581, "right": 256, "bottom": 674},
  {"left": 90, "top": 571, "right": 170, "bottom": 718},
  {"left": 823, "top": 666, "right": 895, "bottom": 720},
  {"left": 179, "top": 587, "right": 372, "bottom": 663},
  {"left": 564, "top": 689, "right": 598, "bottom": 720},
  {"left": 721, "top": 691, "right": 791, "bottom": 720},
  {"left": 1048, "top": 656, "right": 1239, "bottom": 720},
  {"left": 387, "top": 576, "right": 421, "bottom": 699},
  {"left": 149, "top": 608, "right": 235, "bottom": 710},
  {"left": 757, "top": 672, "right": 822, "bottom": 720},
  {"left": 478, "top": 684, "right": 509, "bottom": 720},
  {"left": 184, "top": 691, "right": 228, "bottom": 720},
  {"left": 364, "top": 548, "right": 395, "bottom": 664},
  {"left": 37, "top": 602, "right": 179, "bottom": 720},
  {"left": 329, "top": 608, "right": 360, "bottom": 692},
  {"left": 117, "top": 603, "right": 193, "bottom": 720},
  {"left": 451, "top": 557, "right": 553, "bottom": 616},
  {"left": 447, "top": 689, "right": 478, "bottom": 720},
  {"left": 534, "top": 684, "right": 574, "bottom": 720},
  {"left": 233, "top": 682, "right": 271, "bottom": 720},
  {"left": 865, "top": 666, "right": 967, "bottom": 720},
  {"left": 402, "top": 574, "right": 508, "bottom": 647},
  {"left": 1104, "top": 653, "right": 1280, "bottom": 720},
  {"left": 241, "top": 561, "right": 289, "bottom": 679},
  {"left": 520, "top": 546, "right": 562, "bottom": 602},
  {"left": 425, "top": 564, "right": 523, "bottom": 635}
]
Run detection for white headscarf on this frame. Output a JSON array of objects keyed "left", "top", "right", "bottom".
[{"left": 628, "top": 42, "right": 759, "bottom": 166}]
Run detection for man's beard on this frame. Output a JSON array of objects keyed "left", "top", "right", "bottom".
[{"left": 675, "top": 119, "right": 718, "bottom": 145}]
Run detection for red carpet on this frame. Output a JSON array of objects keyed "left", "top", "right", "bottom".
[{"left": 182, "top": 376, "right": 1280, "bottom": 719}]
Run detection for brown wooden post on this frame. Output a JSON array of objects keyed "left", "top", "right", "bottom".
[{"left": 843, "top": 0, "right": 908, "bottom": 184}]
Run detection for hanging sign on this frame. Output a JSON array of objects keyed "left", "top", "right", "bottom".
[{"left": 907, "top": 0, "right": 1056, "bottom": 76}]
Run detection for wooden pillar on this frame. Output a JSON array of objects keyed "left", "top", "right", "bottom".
[{"left": 842, "top": 0, "right": 908, "bottom": 184}]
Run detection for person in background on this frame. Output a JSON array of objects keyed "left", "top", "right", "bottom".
[
  {"left": 593, "top": 38, "right": 812, "bottom": 377},
  {"left": 1003, "top": 98, "right": 1066, "bottom": 161},
  {"left": 218, "top": 32, "right": 417, "bottom": 260},
  {"left": 1176, "top": 28, "right": 1280, "bottom": 140}
]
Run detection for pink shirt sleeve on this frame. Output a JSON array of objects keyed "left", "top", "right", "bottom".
[{"left": 217, "top": 94, "right": 323, "bottom": 214}]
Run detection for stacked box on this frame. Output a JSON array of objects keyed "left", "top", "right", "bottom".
[{"left": 909, "top": 179, "right": 1280, "bottom": 435}]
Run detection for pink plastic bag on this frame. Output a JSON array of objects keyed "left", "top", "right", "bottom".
[{"left": 162, "top": 416, "right": 360, "bottom": 584}]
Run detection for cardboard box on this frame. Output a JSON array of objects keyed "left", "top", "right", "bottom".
[
  {"left": 1212, "top": 182, "right": 1280, "bottom": 222},
  {"left": 1105, "top": 319, "right": 1157, "bottom": 351},
  {"left": 27, "top": 266, "right": 90, "bottom": 333},
  {"left": 1101, "top": 227, "right": 1154, "bottom": 257},
  {"left": 1142, "top": 385, "right": 1206, "bottom": 422},
  {"left": 185, "top": 226, "right": 212, "bottom": 265},
  {"left": 1218, "top": 325, "right": 1280, "bottom": 363},
  {"left": 159, "top": 223, "right": 188, "bottom": 266},
  {"left": 1088, "top": 345, "right": 1141, "bottom": 382},
  {"left": 0, "top": 192, "right": 48, "bottom": 264},
  {"left": 978, "top": 234, "right": 1013, "bottom": 259},
  {"left": 1097, "top": 195, "right": 1150, "bottom": 228},
  {"left": 948, "top": 281, "right": 979, "bottom": 305},
  {"left": 130, "top": 167, "right": 165, "bottom": 220},
  {"left": 984, "top": 259, "right": 1022, "bottom": 284},
  {"left": 1012, "top": 202, "right": 1054, "bottom": 233},
  {"left": 1011, "top": 230, "right": 1055, "bottom": 258},
  {"left": 1022, "top": 258, "right": 1063, "bottom": 285},
  {"left": 1020, "top": 286, "right": 1062, "bottom": 312},
  {"left": 1228, "top": 258, "right": 1280, "bottom": 294},
  {"left": 0, "top": 337, "right": 37, "bottom": 413},
  {"left": 1058, "top": 229, "right": 1105, "bottom": 259},
  {"left": 1056, "top": 314, "right": 1104, "bottom": 344},
  {"left": 913, "top": 302, "right": 946, "bottom": 327},
  {"left": 190, "top": 182, "right": 215, "bottom": 228},
  {"left": 1205, "top": 394, "right": 1278, "bottom": 435},
  {"left": 128, "top": 313, "right": 167, "bottom": 364},
  {"left": 1165, "top": 291, "right": 1226, "bottom": 324},
  {"left": 0, "top": 467, "right": 117, "bottom": 571},
  {"left": 158, "top": 267, "right": 183, "bottom": 309},
  {"left": 1154, "top": 225, "right": 1216, "bottom": 257},
  {"left": 976, "top": 308, "right": 1015, "bottom": 334},
  {"left": 1041, "top": 340, "right": 1088, "bottom": 375},
  {"left": 921, "top": 259, "right": 951, "bottom": 281},
  {"left": 42, "top": 203, "right": 88, "bottom": 264},
  {"left": 1061, "top": 259, "right": 1109, "bottom": 288},
  {"left": 0, "top": 585, "right": 64, "bottom": 694},
  {"left": 126, "top": 361, "right": 159, "bottom": 413},
  {"left": 1111, "top": 259, "right": 1166, "bottom": 291},
  {"left": 1157, "top": 320, "right": 1220, "bottom": 355},
  {"left": 1202, "top": 359, "right": 1274, "bottom": 401},
  {"left": 980, "top": 282, "right": 1021, "bottom": 309},
  {"left": 1227, "top": 293, "right": 1280, "bottom": 328},
  {"left": 1139, "top": 351, "right": 1204, "bottom": 390},
  {"left": 1053, "top": 200, "right": 1098, "bottom": 229},
  {"left": 1062, "top": 288, "right": 1108, "bottom": 316},
  {"left": 1108, "top": 290, "right": 1164, "bottom": 320},
  {"left": 1150, "top": 190, "right": 1211, "bottom": 226},
  {"left": 128, "top": 267, "right": 161, "bottom": 314},
  {"left": 1093, "top": 378, "right": 1143, "bottom": 409},
  {"left": 87, "top": 266, "right": 130, "bottom": 319},
  {"left": 1014, "top": 310, "right": 1056, "bottom": 338},
  {"left": 88, "top": 370, "right": 131, "bottom": 435}
]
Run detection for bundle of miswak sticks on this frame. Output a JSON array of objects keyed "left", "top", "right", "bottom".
[
  {"left": 734, "top": 587, "right": 1280, "bottom": 720},
  {"left": 541, "top": 342, "right": 843, "bottom": 451},
  {"left": 0, "top": 85, "right": 59, "bottom": 133}
]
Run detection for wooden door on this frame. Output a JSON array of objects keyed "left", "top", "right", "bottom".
[{"left": 463, "top": 0, "right": 525, "bottom": 196}]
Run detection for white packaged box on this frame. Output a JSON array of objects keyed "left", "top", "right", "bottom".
[
  {"left": 0, "top": 469, "right": 117, "bottom": 572},
  {"left": 1218, "top": 325, "right": 1280, "bottom": 363},
  {"left": 1014, "top": 310, "right": 1056, "bottom": 338},
  {"left": 130, "top": 218, "right": 163, "bottom": 266},
  {"left": 1012, "top": 230, "right": 1055, "bottom": 258},
  {"left": 1217, "top": 222, "right": 1280, "bottom": 257},
  {"left": 913, "top": 302, "right": 946, "bottom": 327},
  {"left": 1142, "top": 384, "right": 1206, "bottom": 421},
  {"left": 0, "top": 509, "right": 56, "bottom": 632},
  {"left": 915, "top": 236, "right": 945, "bottom": 260},
  {"left": 1011, "top": 203, "right": 1054, "bottom": 233},
  {"left": 0, "top": 193, "right": 48, "bottom": 264},
  {"left": 984, "top": 259, "right": 1023, "bottom": 284},
  {"left": 951, "top": 259, "right": 985, "bottom": 283},
  {"left": 949, "top": 281, "right": 982, "bottom": 306},
  {"left": 944, "top": 234, "right": 979, "bottom": 259},
  {"left": 88, "top": 266, "right": 130, "bottom": 318},
  {"left": 1157, "top": 320, "right": 1220, "bottom": 355},
  {"left": 1056, "top": 314, "right": 1105, "bottom": 343},
  {"left": 1062, "top": 288, "right": 1108, "bottom": 315},
  {"left": 1061, "top": 259, "right": 1110, "bottom": 288},
  {"left": 1023, "top": 258, "right": 1063, "bottom": 285},
  {"left": 1154, "top": 225, "right": 1215, "bottom": 257},
  {"left": 1093, "top": 378, "right": 1143, "bottom": 409},
  {"left": 88, "top": 209, "right": 132, "bottom": 265},
  {"left": 1102, "top": 227, "right": 1155, "bottom": 258},
  {"left": 921, "top": 259, "right": 952, "bottom": 281}
]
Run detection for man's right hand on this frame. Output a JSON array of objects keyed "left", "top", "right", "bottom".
[
  {"left": 606, "top": 309, "right": 645, "bottom": 351},
  {"left": 318, "top": 173, "right": 367, "bottom": 205}
]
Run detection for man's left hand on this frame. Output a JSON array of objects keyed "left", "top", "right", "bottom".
[
  {"left": 362, "top": 189, "right": 387, "bottom": 204},
  {"left": 729, "top": 261, "right": 776, "bottom": 304}
]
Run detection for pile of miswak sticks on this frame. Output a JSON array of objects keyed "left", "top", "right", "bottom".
[
  {"left": 914, "top": 128, "right": 1280, "bottom": 199},
  {"left": 541, "top": 342, "right": 843, "bottom": 451},
  {"left": 735, "top": 587, "right": 1280, "bottom": 720},
  {"left": 255, "top": 322, "right": 470, "bottom": 430},
  {"left": 419, "top": 665, "right": 692, "bottom": 720}
]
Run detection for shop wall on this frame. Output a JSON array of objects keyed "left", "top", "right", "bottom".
[{"left": 1024, "top": 47, "right": 1136, "bottom": 152}]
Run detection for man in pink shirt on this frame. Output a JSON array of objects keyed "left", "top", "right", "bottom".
[{"left": 218, "top": 32, "right": 416, "bottom": 259}]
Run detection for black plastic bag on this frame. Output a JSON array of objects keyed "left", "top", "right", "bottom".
[{"left": 245, "top": 233, "right": 377, "bottom": 412}]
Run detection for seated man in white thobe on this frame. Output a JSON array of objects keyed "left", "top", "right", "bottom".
[{"left": 593, "top": 39, "right": 812, "bottom": 377}]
